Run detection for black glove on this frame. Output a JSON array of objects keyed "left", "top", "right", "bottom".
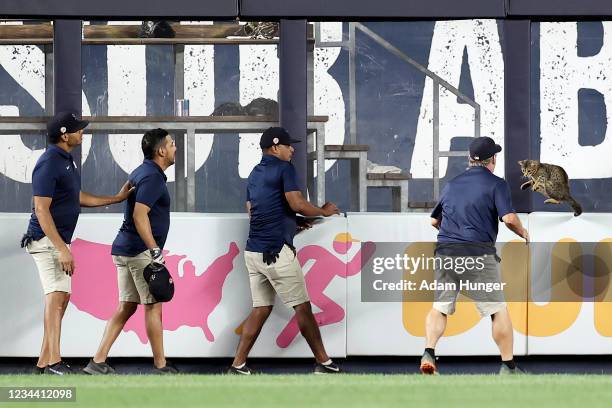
[
  {"left": 149, "top": 247, "right": 165, "bottom": 265},
  {"left": 262, "top": 252, "right": 280, "bottom": 266},
  {"left": 20, "top": 233, "right": 34, "bottom": 248}
]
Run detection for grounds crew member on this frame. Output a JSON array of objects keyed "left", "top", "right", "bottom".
[
  {"left": 229, "top": 127, "right": 342, "bottom": 375},
  {"left": 421, "top": 136, "right": 529, "bottom": 375},
  {"left": 83, "top": 128, "right": 178, "bottom": 375},
  {"left": 23, "top": 111, "right": 133, "bottom": 375}
]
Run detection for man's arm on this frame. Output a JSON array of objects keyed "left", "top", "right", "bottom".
[
  {"left": 133, "top": 202, "right": 158, "bottom": 250},
  {"left": 246, "top": 200, "right": 251, "bottom": 219},
  {"left": 80, "top": 181, "right": 134, "bottom": 207},
  {"left": 501, "top": 213, "right": 529, "bottom": 242},
  {"left": 430, "top": 199, "right": 443, "bottom": 230},
  {"left": 284, "top": 191, "right": 339, "bottom": 217},
  {"left": 33, "top": 196, "right": 74, "bottom": 275}
]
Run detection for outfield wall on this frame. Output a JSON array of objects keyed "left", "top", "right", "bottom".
[{"left": 1, "top": 212, "right": 611, "bottom": 357}]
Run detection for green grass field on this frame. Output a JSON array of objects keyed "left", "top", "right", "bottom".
[{"left": 1, "top": 374, "right": 611, "bottom": 408}]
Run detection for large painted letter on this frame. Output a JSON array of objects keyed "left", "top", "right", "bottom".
[
  {"left": 412, "top": 20, "right": 504, "bottom": 178},
  {"left": 540, "top": 22, "right": 612, "bottom": 178}
]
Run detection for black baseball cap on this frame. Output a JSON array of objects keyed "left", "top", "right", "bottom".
[
  {"left": 259, "top": 127, "right": 301, "bottom": 149},
  {"left": 47, "top": 111, "right": 89, "bottom": 140},
  {"left": 469, "top": 136, "right": 502, "bottom": 161},
  {"left": 143, "top": 263, "right": 175, "bottom": 303}
]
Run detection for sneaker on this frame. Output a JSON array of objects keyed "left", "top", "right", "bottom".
[
  {"left": 227, "top": 365, "right": 254, "bottom": 375},
  {"left": 420, "top": 351, "right": 438, "bottom": 375},
  {"left": 32, "top": 366, "right": 45, "bottom": 375},
  {"left": 83, "top": 359, "right": 116, "bottom": 375},
  {"left": 154, "top": 361, "right": 179, "bottom": 375},
  {"left": 314, "top": 361, "right": 342, "bottom": 374},
  {"left": 499, "top": 364, "right": 526, "bottom": 375},
  {"left": 44, "top": 361, "right": 74, "bottom": 375}
]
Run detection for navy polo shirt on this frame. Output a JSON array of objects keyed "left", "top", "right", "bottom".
[
  {"left": 431, "top": 166, "right": 515, "bottom": 255},
  {"left": 111, "top": 160, "right": 171, "bottom": 257},
  {"left": 27, "top": 144, "right": 81, "bottom": 244},
  {"left": 245, "top": 155, "right": 300, "bottom": 254}
]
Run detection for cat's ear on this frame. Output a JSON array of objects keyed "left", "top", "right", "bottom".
[{"left": 518, "top": 160, "right": 525, "bottom": 166}]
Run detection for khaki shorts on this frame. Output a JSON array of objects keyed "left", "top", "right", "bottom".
[
  {"left": 244, "top": 244, "right": 310, "bottom": 308},
  {"left": 112, "top": 250, "right": 156, "bottom": 305},
  {"left": 432, "top": 254, "right": 506, "bottom": 318},
  {"left": 26, "top": 236, "right": 71, "bottom": 295}
]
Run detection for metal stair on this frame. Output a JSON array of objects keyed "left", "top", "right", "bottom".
[
  {"left": 366, "top": 173, "right": 411, "bottom": 212},
  {"left": 312, "top": 22, "right": 480, "bottom": 211}
]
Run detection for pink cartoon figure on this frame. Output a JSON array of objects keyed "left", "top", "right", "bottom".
[
  {"left": 275, "top": 233, "right": 376, "bottom": 348},
  {"left": 71, "top": 239, "right": 239, "bottom": 343}
]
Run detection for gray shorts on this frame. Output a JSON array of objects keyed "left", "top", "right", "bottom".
[{"left": 432, "top": 254, "right": 506, "bottom": 317}]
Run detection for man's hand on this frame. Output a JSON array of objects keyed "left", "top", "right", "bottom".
[
  {"left": 520, "top": 228, "right": 530, "bottom": 243},
  {"left": 296, "top": 220, "right": 313, "bottom": 233},
  {"left": 431, "top": 217, "right": 441, "bottom": 230},
  {"left": 321, "top": 202, "right": 340, "bottom": 217},
  {"left": 80, "top": 181, "right": 134, "bottom": 207},
  {"left": 58, "top": 247, "right": 75, "bottom": 276},
  {"left": 114, "top": 181, "right": 135, "bottom": 203},
  {"left": 150, "top": 247, "right": 165, "bottom": 265},
  {"left": 502, "top": 213, "right": 529, "bottom": 244}
]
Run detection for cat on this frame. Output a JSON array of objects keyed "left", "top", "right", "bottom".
[
  {"left": 244, "top": 98, "right": 278, "bottom": 118},
  {"left": 211, "top": 102, "right": 246, "bottom": 116},
  {"left": 240, "top": 22, "right": 279, "bottom": 39},
  {"left": 139, "top": 21, "right": 175, "bottom": 38},
  {"left": 518, "top": 160, "right": 582, "bottom": 216},
  {"left": 211, "top": 98, "right": 278, "bottom": 118}
]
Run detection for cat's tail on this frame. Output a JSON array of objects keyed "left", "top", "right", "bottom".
[{"left": 567, "top": 196, "right": 582, "bottom": 217}]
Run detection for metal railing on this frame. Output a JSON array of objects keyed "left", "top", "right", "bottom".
[
  {"left": 315, "top": 22, "right": 481, "bottom": 202},
  {"left": 0, "top": 116, "right": 327, "bottom": 212}
]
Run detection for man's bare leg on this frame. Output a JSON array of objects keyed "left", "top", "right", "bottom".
[
  {"left": 144, "top": 303, "right": 166, "bottom": 369},
  {"left": 45, "top": 292, "right": 70, "bottom": 365},
  {"left": 425, "top": 308, "right": 447, "bottom": 349},
  {"left": 421, "top": 308, "right": 448, "bottom": 374},
  {"left": 294, "top": 302, "right": 329, "bottom": 364},
  {"left": 93, "top": 302, "right": 138, "bottom": 363},
  {"left": 36, "top": 308, "right": 49, "bottom": 369},
  {"left": 232, "top": 306, "right": 273, "bottom": 367},
  {"left": 491, "top": 308, "right": 514, "bottom": 361}
]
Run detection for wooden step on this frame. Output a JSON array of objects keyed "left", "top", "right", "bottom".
[
  {"left": 0, "top": 23, "right": 314, "bottom": 45},
  {"left": 324, "top": 144, "right": 369, "bottom": 152},
  {"left": 366, "top": 172, "right": 412, "bottom": 180},
  {"left": 408, "top": 201, "right": 437, "bottom": 209}
]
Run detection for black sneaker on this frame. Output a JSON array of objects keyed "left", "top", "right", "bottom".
[
  {"left": 44, "top": 361, "right": 74, "bottom": 375},
  {"left": 154, "top": 361, "right": 179, "bottom": 375},
  {"left": 499, "top": 364, "right": 526, "bottom": 375},
  {"left": 227, "top": 365, "right": 254, "bottom": 375},
  {"left": 83, "top": 359, "right": 116, "bottom": 375},
  {"left": 314, "top": 361, "right": 342, "bottom": 374},
  {"left": 32, "top": 366, "right": 45, "bottom": 375}
]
